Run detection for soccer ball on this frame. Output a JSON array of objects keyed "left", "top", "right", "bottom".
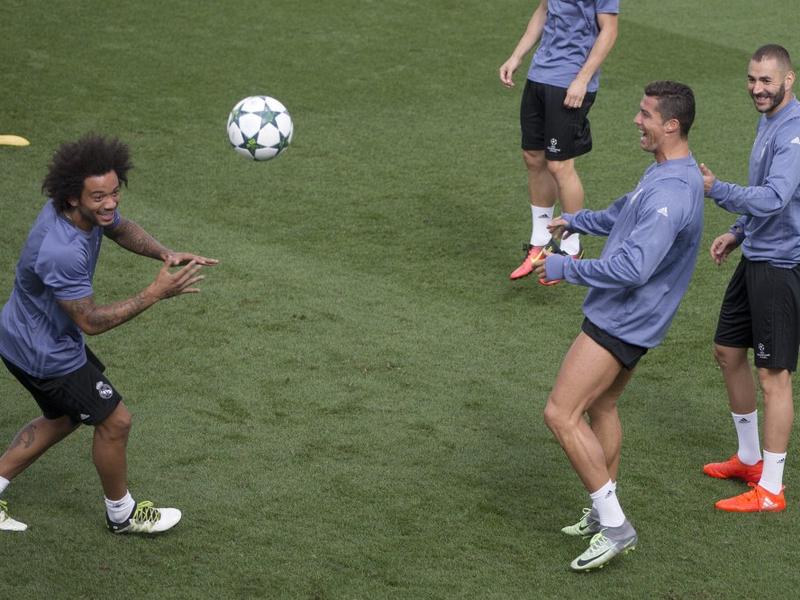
[{"left": 227, "top": 95, "right": 294, "bottom": 161}]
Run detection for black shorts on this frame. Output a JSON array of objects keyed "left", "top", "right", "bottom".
[
  {"left": 582, "top": 318, "right": 648, "bottom": 370},
  {"left": 520, "top": 80, "right": 596, "bottom": 160},
  {"left": 2, "top": 346, "right": 122, "bottom": 425},
  {"left": 714, "top": 257, "right": 800, "bottom": 371}
]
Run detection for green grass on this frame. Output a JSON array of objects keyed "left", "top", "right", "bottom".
[{"left": 2, "top": 1, "right": 800, "bottom": 598}]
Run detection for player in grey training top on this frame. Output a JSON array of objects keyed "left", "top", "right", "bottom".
[
  {"left": 0, "top": 134, "right": 217, "bottom": 533},
  {"left": 701, "top": 45, "right": 800, "bottom": 513},
  {"left": 500, "top": 0, "right": 618, "bottom": 283},
  {"left": 533, "top": 81, "right": 702, "bottom": 572}
]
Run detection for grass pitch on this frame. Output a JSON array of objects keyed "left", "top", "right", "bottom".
[{"left": 1, "top": 1, "right": 800, "bottom": 598}]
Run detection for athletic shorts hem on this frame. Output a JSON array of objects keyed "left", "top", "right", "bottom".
[
  {"left": 521, "top": 144, "right": 594, "bottom": 160},
  {"left": 581, "top": 318, "right": 648, "bottom": 370}
]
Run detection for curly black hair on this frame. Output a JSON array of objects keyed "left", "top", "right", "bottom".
[{"left": 42, "top": 133, "right": 133, "bottom": 213}]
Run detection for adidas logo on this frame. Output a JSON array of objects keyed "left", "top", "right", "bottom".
[
  {"left": 762, "top": 497, "right": 777, "bottom": 508},
  {"left": 738, "top": 417, "right": 750, "bottom": 423},
  {"left": 657, "top": 206, "right": 669, "bottom": 217},
  {"left": 791, "top": 136, "right": 800, "bottom": 145}
]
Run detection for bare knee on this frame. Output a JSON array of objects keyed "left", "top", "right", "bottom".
[
  {"left": 713, "top": 344, "right": 746, "bottom": 371},
  {"left": 95, "top": 404, "right": 132, "bottom": 442},
  {"left": 523, "top": 150, "right": 547, "bottom": 172},
  {"left": 545, "top": 158, "right": 576, "bottom": 180},
  {"left": 757, "top": 368, "right": 792, "bottom": 398},
  {"left": 544, "top": 398, "right": 573, "bottom": 435}
]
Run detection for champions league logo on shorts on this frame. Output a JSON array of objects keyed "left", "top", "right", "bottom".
[
  {"left": 756, "top": 343, "right": 771, "bottom": 361},
  {"left": 547, "top": 137, "right": 561, "bottom": 154},
  {"left": 95, "top": 381, "right": 114, "bottom": 400}
]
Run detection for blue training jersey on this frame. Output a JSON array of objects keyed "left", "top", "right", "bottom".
[
  {"left": 528, "top": 0, "right": 620, "bottom": 92},
  {"left": 0, "top": 200, "right": 119, "bottom": 378},
  {"left": 709, "top": 98, "right": 800, "bottom": 268},
  {"left": 545, "top": 155, "right": 704, "bottom": 348}
]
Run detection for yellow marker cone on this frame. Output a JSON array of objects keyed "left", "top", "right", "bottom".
[{"left": 0, "top": 135, "right": 31, "bottom": 147}]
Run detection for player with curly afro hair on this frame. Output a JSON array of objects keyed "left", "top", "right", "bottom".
[
  {"left": 0, "top": 134, "right": 218, "bottom": 535},
  {"left": 42, "top": 134, "right": 133, "bottom": 214}
]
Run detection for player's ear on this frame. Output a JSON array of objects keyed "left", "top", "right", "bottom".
[{"left": 664, "top": 117, "right": 680, "bottom": 135}]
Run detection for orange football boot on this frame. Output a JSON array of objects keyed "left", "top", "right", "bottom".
[
  {"left": 715, "top": 483, "right": 786, "bottom": 513},
  {"left": 703, "top": 454, "right": 763, "bottom": 483},
  {"left": 510, "top": 244, "right": 544, "bottom": 280}
]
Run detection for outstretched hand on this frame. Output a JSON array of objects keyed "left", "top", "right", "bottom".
[
  {"left": 165, "top": 252, "right": 219, "bottom": 267},
  {"left": 150, "top": 258, "right": 207, "bottom": 299}
]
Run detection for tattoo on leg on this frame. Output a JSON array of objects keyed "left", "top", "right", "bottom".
[{"left": 9, "top": 424, "right": 36, "bottom": 451}]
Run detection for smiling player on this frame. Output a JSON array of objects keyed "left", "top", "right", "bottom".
[
  {"left": 700, "top": 44, "right": 800, "bottom": 513},
  {"left": 0, "top": 134, "right": 218, "bottom": 533},
  {"left": 532, "top": 81, "right": 703, "bottom": 571}
]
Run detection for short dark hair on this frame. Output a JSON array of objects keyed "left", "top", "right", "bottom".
[
  {"left": 644, "top": 81, "right": 696, "bottom": 138},
  {"left": 752, "top": 44, "right": 793, "bottom": 72},
  {"left": 42, "top": 134, "right": 133, "bottom": 213}
]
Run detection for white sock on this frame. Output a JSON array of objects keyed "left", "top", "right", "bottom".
[
  {"left": 759, "top": 450, "right": 786, "bottom": 495},
  {"left": 590, "top": 480, "right": 617, "bottom": 518},
  {"left": 530, "top": 205, "right": 554, "bottom": 246},
  {"left": 0, "top": 476, "right": 9, "bottom": 497},
  {"left": 105, "top": 491, "right": 135, "bottom": 523},
  {"left": 560, "top": 232, "right": 581, "bottom": 256},
  {"left": 589, "top": 480, "right": 625, "bottom": 527},
  {"left": 732, "top": 410, "right": 761, "bottom": 465}
]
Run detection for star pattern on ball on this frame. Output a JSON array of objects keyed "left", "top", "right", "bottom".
[
  {"left": 254, "top": 108, "right": 281, "bottom": 129},
  {"left": 271, "top": 130, "right": 291, "bottom": 153},
  {"left": 228, "top": 96, "right": 292, "bottom": 161},
  {"left": 239, "top": 134, "right": 267, "bottom": 158},
  {"left": 229, "top": 105, "right": 245, "bottom": 124}
]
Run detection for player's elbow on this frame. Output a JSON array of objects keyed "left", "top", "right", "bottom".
[
  {"left": 80, "top": 324, "right": 104, "bottom": 336},
  {"left": 615, "top": 269, "right": 648, "bottom": 288},
  {"left": 75, "top": 319, "right": 108, "bottom": 336},
  {"left": 611, "top": 263, "right": 648, "bottom": 287},
  {"left": 749, "top": 187, "right": 790, "bottom": 217}
]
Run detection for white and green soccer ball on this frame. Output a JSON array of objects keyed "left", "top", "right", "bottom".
[{"left": 227, "top": 95, "right": 294, "bottom": 161}]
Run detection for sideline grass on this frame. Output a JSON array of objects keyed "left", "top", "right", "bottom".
[{"left": 1, "top": 1, "right": 800, "bottom": 598}]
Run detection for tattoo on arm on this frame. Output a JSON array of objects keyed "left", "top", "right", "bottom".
[
  {"left": 105, "top": 218, "right": 171, "bottom": 260},
  {"left": 58, "top": 292, "right": 157, "bottom": 336}
]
